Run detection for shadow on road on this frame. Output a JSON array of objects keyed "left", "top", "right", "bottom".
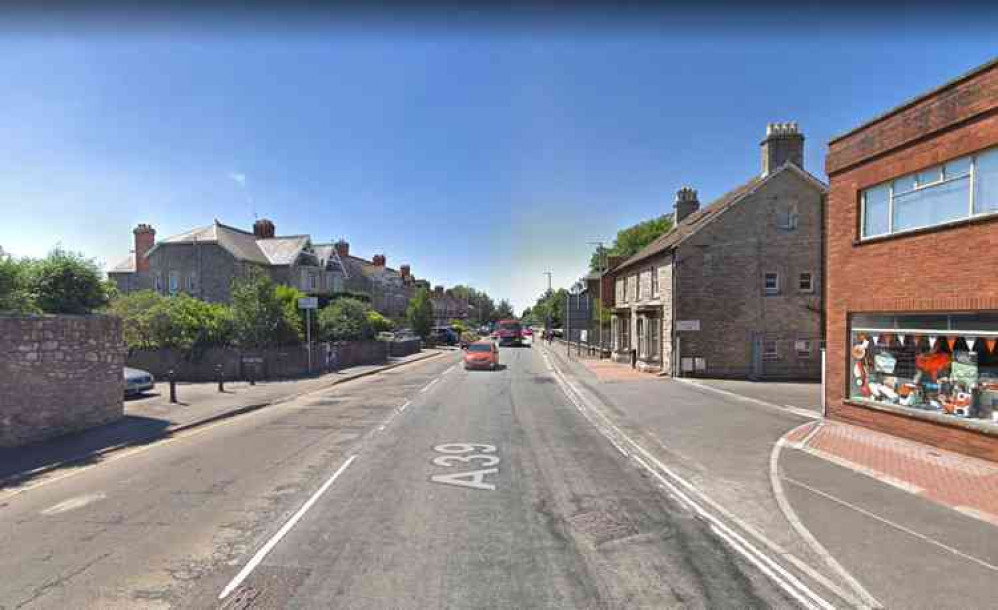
[{"left": 0, "top": 414, "right": 172, "bottom": 489}]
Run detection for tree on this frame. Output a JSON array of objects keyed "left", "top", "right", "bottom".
[
  {"left": 589, "top": 214, "right": 673, "bottom": 272},
  {"left": 406, "top": 287, "right": 434, "bottom": 339},
  {"left": 318, "top": 297, "right": 373, "bottom": 341},
  {"left": 275, "top": 283, "right": 307, "bottom": 342},
  {"left": 109, "top": 290, "right": 233, "bottom": 355},
  {"left": 230, "top": 270, "right": 302, "bottom": 347},
  {"left": 25, "top": 247, "right": 113, "bottom": 314},
  {"left": 0, "top": 249, "right": 36, "bottom": 313},
  {"left": 495, "top": 299, "right": 515, "bottom": 320},
  {"left": 529, "top": 288, "right": 569, "bottom": 328}
]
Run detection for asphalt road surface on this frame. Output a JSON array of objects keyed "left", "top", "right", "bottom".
[{"left": 0, "top": 345, "right": 799, "bottom": 609}]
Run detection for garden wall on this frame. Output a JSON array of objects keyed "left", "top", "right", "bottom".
[
  {"left": 0, "top": 314, "right": 125, "bottom": 448},
  {"left": 127, "top": 340, "right": 418, "bottom": 382}
]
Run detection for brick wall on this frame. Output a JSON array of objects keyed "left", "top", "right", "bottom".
[
  {"left": 0, "top": 315, "right": 125, "bottom": 448},
  {"left": 825, "top": 60, "right": 998, "bottom": 461}
]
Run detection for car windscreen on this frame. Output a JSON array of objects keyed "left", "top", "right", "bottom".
[{"left": 467, "top": 344, "right": 492, "bottom": 353}]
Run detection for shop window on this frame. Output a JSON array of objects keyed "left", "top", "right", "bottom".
[
  {"left": 849, "top": 312, "right": 998, "bottom": 426},
  {"left": 764, "top": 272, "right": 780, "bottom": 295},
  {"left": 763, "top": 339, "right": 779, "bottom": 359},
  {"left": 795, "top": 339, "right": 812, "bottom": 358},
  {"left": 860, "top": 146, "right": 998, "bottom": 240},
  {"left": 799, "top": 272, "right": 814, "bottom": 293}
]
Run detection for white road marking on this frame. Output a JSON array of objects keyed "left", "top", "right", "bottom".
[
  {"left": 40, "top": 492, "right": 106, "bottom": 516},
  {"left": 218, "top": 454, "right": 358, "bottom": 600},
  {"left": 782, "top": 475, "right": 998, "bottom": 574},
  {"left": 675, "top": 378, "right": 820, "bottom": 420},
  {"left": 771, "top": 430, "right": 881, "bottom": 608},
  {"left": 542, "top": 346, "right": 840, "bottom": 610},
  {"left": 399, "top": 400, "right": 411, "bottom": 413},
  {"left": 444, "top": 365, "right": 456, "bottom": 374},
  {"left": 430, "top": 469, "right": 498, "bottom": 491},
  {"left": 420, "top": 378, "right": 440, "bottom": 393}
]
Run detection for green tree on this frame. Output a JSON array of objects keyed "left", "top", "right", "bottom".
[
  {"left": 530, "top": 288, "right": 569, "bottom": 328},
  {"left": 109, "top": 290, "right": 233, "bottom": 355},
  {"left": 495, "top": 299, "right": 515, "bottom": 320},
  {"left": 589, "top": 214, "right": 673, "bottom": 272},
  {"left": 25, "top": 247, "right": 113, "bottom": 314},
  {"left": 230, "top": 270, "right": 302, "bottom": 347},
  {"left": 275, "top": 283, "right": 307, "bottom": 341},
  {"left": 318, "top": 297, "right": 373, "bottom": 341},
  {"left": 0, "top": 249, "right": 37, "bottom": 313},
  {"left": 406, "top": 287, "right": 434, "bottom": 339}
]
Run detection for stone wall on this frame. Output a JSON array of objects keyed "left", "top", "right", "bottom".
[{"left": 0, "top": 315, "right": 125, "bottom": 448}]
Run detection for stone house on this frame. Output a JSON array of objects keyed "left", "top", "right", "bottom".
[
  {"left": 429, "top": 286, "right": 472, "bottom": 327},
  {"left": 108, "top": 221, "right": 420, "bottom": 319},
  {"left": 610, "top": 123, "right": 827, "bottom": 380}
]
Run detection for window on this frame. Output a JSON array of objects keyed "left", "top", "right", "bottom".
[
  {"left": 629, "top": 275, "right": 637, "bottom": 302},
  {"left": 764, "top": 272, "right": 780, "bottom": 295},
  {"left": 186, "top": 273, "right": 196, "bottom": 292},
  {"left": 650, "top": 267, "right": 659, "bottom": 296},
  {"left": 155, "top": 273, "right": 163, "bottom": 293},
  {"left": 762, "top": 339, "right": 779, "bottom": 359},
  {"left": 618, "top": 317, "right": 630, "bottom": 351},
  {"left": 332, "top": 275, "right": 344, "bottom": 293},
  {"left": 309, "top": 272, "right": 317, "bottom": 290},
  {"left": 616, "top": 278, "right": 626, "bottom": 304},
  {"left": 795, "top": 339, "right": 812, "bottom": 358},
  {"left": 799, "top": 272, "right": 814, "bottom": 293},
  {"left": 849, "top": 312, "right": 998, "bottom": 428},
  {"left": 648, "top": 317, "right": 661, "bottom": 361},
  {"left": 168, "top": 271, "right": 179, "bottom": 295},
  {"left": 777, "top": 201, "right": 799, "bottom": 230},
  {"left": 860, "top": 146, "right": 998, "bottom": 239}
]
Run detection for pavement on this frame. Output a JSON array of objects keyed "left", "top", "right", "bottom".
[
  {"left": 545, "top": 347, "right": 998, "bottom": 609},
  {"left": 1, "top": 339, "right": 808, "bottom": 609},
  {"left": 0, "top": 349, "right": 444, "bottom": 490}
]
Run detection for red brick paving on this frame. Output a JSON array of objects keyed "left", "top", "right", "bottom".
[
  {"left": 799, "top": 422, "right": 998, "bottom": 527},
  {"left": 575, "top": 356, "right": 658, "bottom": 382}
]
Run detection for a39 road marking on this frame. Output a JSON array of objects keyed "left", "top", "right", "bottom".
[{"left": 430, "top": 443, "right": 499, "bottom": 491}]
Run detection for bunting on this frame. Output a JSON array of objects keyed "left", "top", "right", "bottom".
[
  {"left": 987, "top": 338, "right": 997, "bottom": 354},
  {"left": 945, "top": 336, "right": 957, "bottom": 352}
]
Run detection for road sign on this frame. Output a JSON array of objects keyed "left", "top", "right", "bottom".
[
  {"left": 676, "top": 320, "right": 700, "bottom": 332},
  {"left": 298, "top": 297, "right": 318, "bottom": 310}
]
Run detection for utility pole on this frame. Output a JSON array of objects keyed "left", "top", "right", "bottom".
[{"left": 543, "top": 272, "right": 553, "bottom": 334}]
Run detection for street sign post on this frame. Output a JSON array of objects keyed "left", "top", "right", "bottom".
[{"left": 298, "top": 297, "right": 318, "bottom": 373}]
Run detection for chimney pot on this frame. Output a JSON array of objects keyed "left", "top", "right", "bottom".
[{"left": 334, "top": 239, "right": 350, "bottom": 258}]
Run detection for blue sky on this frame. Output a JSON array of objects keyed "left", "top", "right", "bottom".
[{"left": 1, "top": 9, "right": 995, "bottom": 312}]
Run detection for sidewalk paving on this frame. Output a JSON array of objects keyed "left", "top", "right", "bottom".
[
  {"left": 786, "top": 419, "right": 998, "bottom": 527},
  {"left": 0, "top": 349, "right": 444, "bottom": 488}
]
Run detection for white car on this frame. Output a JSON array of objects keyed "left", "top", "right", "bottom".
[{"left": 124, "top": 367, "right": 155, "bottom": 396}]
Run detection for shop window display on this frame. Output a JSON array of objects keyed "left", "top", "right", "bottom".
[{"left": 850, "top": 313, "right": 998, "bottom": 425}]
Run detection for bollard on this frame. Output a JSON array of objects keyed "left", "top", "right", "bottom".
[
  {"left": 216, "top": 364, "right": 224, "bottom": 393},
  {"left": 168, "top": 369, "right": 177, "bottom": 403}
]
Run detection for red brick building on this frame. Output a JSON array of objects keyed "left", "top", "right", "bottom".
[{"left": 825, "top": 58, "right": 998, "bottom": 461}]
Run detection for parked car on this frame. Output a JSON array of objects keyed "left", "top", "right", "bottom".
[
  {"left": 463, "top": 340, "right": 499, "bottom": 370},
  {"left": 124, "top": 367, "right": 155, "bottom": 396},
  {"left": 430, "top": 326, "right": 459, "bottom": 345}
]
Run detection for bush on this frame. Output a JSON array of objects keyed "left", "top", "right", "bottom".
[
  {"left": 318, "top": 297, "right": 373, "bottom": 341},
  {"left": 109, "top": 291, "right": 233, "bottom": 355},
  {"left": 3, "top": 247, "right": 113, "bottom": 315},
  {"left": 367, "top": 310, "right": 395, "bottom": 334},
  {"left": 230, "top": 270, "right": 302, "bottom": 347}
]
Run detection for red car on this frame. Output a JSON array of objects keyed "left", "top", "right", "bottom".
[{"left": 463, "top": 340, "right": 499, "bottom": 370}]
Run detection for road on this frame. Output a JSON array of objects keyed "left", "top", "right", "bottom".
[{"left": 1, "top": 343, "right": 802, "bottom": 609}]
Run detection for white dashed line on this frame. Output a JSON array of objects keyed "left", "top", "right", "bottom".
[{"left": 420, "top": 378, "right": 440, "bottom": 393}]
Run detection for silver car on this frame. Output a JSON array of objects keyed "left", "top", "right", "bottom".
[{"left": 124, "top": 367, "right": 155, "bottom": 396}]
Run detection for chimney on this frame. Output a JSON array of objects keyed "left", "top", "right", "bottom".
[
  {"left": 761, "top": 122, "right": 804, "bottom": 175},
  {"left": 674, "top": 186, "right": 700, "bottom": 224},
  {"left": 334, "top": 239, "right": 349, "bottom": 258},
  {"left": 400, "top": 264, "right": 411, "bottom": 280},
  {"left": 133, "top": 224, "right": 156, "bottom": 273},
  {"left": 434, "top": 285, "right": 444, "bottom": 296},
  {"left": 372, "top": 254, "right": 386, "bottom": 267},
  {"left": 253, "top": 218, "right": 275, "bottom": 239}
]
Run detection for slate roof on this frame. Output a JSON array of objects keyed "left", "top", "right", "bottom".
[
  {"left": 147, "top": 221, "right": 319, "bottom": 266},
  {"left": 614, "top": 163, "right": 826, "bottom": 272},
  {"left": 109, "top": 256, "right": 136, "bottom": 273}
]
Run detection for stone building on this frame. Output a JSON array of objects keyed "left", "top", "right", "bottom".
[
  {"left": 109, "top": 221, "right": 420, "bottom": 319},
  {"left": 610, "top": 123, "right": 827, "bottom": 379},
  {"left": 825, "top": 58, "right": 998, "bottom": 461},
  {"left": 429, "top": 286, "right": 472, "bottom": 327}
]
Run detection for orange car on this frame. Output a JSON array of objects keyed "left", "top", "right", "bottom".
[{"left": 463, "top": 340, "right": 499, "bottom": 371}]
